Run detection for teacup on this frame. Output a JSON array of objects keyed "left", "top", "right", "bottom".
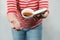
[{"left": 21, "top": 8, "right": 47, "bottom": 19}]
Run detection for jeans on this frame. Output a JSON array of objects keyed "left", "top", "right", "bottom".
[{"left": 11, "top": 23, "right": 42, "bottom": 40}]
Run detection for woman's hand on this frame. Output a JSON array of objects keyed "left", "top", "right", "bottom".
[
  {"left": 7, "top": 13, "right": 23, "bottom": 31},
  {"left": 33, "top": 11, "right": 49, "bottom": 21},
  {"left": 41, "top": 11, "right": 49, "bottom": 18}
]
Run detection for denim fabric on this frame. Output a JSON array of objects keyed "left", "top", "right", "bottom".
[{"left": 12, "top": 23, "right": 42, "bottom": 40}]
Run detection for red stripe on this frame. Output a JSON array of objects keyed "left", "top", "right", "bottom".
[
  {"left": 7, "top": 11, "right": 17, "bottom": 13},
  {"left": 39, "top": 6, "right": 48, "bottom": 8},
  {"left": 19, "top": 1, "right": 38, "bottom": 3},
  {"left": 7, "top": 12, "right": 19, "bottom": 18},
  {"left": 39, "top": 1, "right": 48, "bottom": 3},
  {"left": 19, "top": 0, "right": 30, "bottom": 1},
  {"left": 7, "top": 6, "right": 16, "bottom": 7},
  {"left": 39, "top": 4, "right": 48, "bottom": 7},
  {"left": 39, "top": 4, "right": 48, "bottom": 6},
  {"left": 29, "top": 1, "right": 38, "bottom": 3},
  {"left": 19, "top": 1, "right": 38, "bottom": 4},
  {"left": 7, "top": 7, "right": 17, "bottom": 10},
  {"left": 20, "top": 7, "right": 24, "bottom": 9},
  {"left": 7, "top": 3, "right": 16, "bottom": 5},
  {"left": 19, "top": 5, "right": 27, "bottom": 7},
  {"left": 8, "top": 9, "right": 17, "bottom": 11},
  {"left": 28, "top": 4, "right": 38, "bottom": 6},
  {"left": 28, "top": 6, "right": 38, "bottom": 8},
  {"left": 19, "top": 0, "right": 30, "bottom": 2},
  {"left": 28, "top": 6, "right": 38, "bottom": 7},
  {"left": 7, "top": 8, "right": 17, "bottom": 10},
  {"left": 19, "top": 2, "right": 28, "bottom": 5},
  {"left": 7, "top": 1, "right": 16, "bottom": 2}
]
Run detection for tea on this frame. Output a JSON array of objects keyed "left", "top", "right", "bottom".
[{"left": 23, "top": 12, "right": 32, "bottom": 16}]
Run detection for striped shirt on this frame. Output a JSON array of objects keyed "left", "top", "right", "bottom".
[{"left": 7, "top": 0, "right": 48, "bottom": 29}]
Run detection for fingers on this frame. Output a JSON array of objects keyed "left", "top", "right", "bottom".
[
  {"left": 7, "top": 13, "right": 22, "bottom": 31},
  {"left": 10, "top": 22, "right": 15, "bottom": 29},
  {"left": 11, "top": 20, "right": 23, "bottom": 31},
  {"left": 33, "top": 13, "right": 43, "bottom": 21},
  {"left": 41, "top": 11, "right": 48, "bottom": 18},
  {"left": 10, "top": 20, "right": 22, "bottom": 31}
]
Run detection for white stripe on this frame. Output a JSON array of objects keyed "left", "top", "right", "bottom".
[
  {"left": 40, "top": 0, "right": 48, "bottom": 1},
  {"left": 8, "top": 9, "right": 17, "bottom": 11},
  {"left": 28, "top": 6, "right": 38, "bottom": 8},
  {"left": 7, "top": 4, "right": 16, "bottom": 6},
  {"left": 19, "top": 2, "right": 28, "bottom": 4},
  {"left": 19, "top": 5, "right": 27, "bottom": 7},
  {"left": 40, "top": 3, "right": 48, "bottom": 4},
  {"left": 39, "top": 1, "right": 48, "bottom": 2},
  {"left": 39, "top": 4, "right": 48, "bottom": 6},
  {"left": 7, "top": 7, "right": 17, "bottom": 9},
  {"left": 19, "top": 0, "right": 30, "bottom": 2},
  {"left": 7, "top": 2, "right": 16, "bottom": 4},
  {"left": 7, "top": 0, "right": 16, "bottom": 1},
  {"left": 29, "top": 1, "right": 38, "bottom": 3},
  {"left": 28, "top": 4, "right": 38, "bottom": 6}
]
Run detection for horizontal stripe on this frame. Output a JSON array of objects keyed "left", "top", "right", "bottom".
[
  {"left": 28, "top": 5, "right": 38, "bottom": 7},
  {"left": 7, "top": 2, "right": 16, "bottom": 4},
  {"left": 8, "top": 8, "right": 17, "bottom": 10},
  {"left": 19, "top": 1, "right": 29, "bottom": 3},
  {"left": 7, "top": 4, "right": 16, "bottom": 7},
  {"left": 20, "top": 6, "right": 38, "bottom": 9},
  {"left": 7, "top": 11, "right": 17, "bottom": 14},
  {"left": 39, "top": 6, "right": 48, "bottom": 8},
  {"left": 7, "top": 1, "right": 17, "bottom": 3},
  {"left": 7, "top": 10, "right": 17, "bottom": 12},
  {"left": 19, "top": 4, "right": 38, "bottom": 7},
  {"left": 7, "top": 4, "right": 16, "bottom": 6},
  {"left": 7, "top": 0, "right": 16, "bottom": 2},
  {"left": 7, "top": 7, "right": 17, "bottom": 10},
  {"left": 39, "top": 7, "right": 48, "bottom": 9},
  {"left": 20, "top": 7, "right": 38, "bottom": 11},
  {"left": 39, "top": 1, "right": 48, "bottom": 3},
  {"left": 7, "top": 2, "right": 17, "bottom": 5},
  {"left": 19, "top": 0, "right": 30, "bottom": 2},
  {"left": 28, "top": 6, "right": 38, "bottom": 8},
  {"left": 28, "top": 3, "right": 38, "bottom": 6},
  {"left": 7, "top": 6, "right": 17, "bottom": 8},
  {"left": 7, "top": 9, "right": 17, "bottom": 12},
  {"left": 29, "top": 1, "right": 38, "bottom": 3},
  {"left": 40, "top": 0, "right": 48, "bottom": 1},
  {"left": 7, "top": 2, "right": 16, "bottom": 7},
  {"left": 39, "top": 4, "right": 48, "bottom": 6},
  {"left": 19, "top": 1, "right": 38, "bottom": 4},
  {"left": 19, "top": 5, "right": 28, "bottom": 7},
  {"left": 20, "top": 7, "right": 26, "bottom": 10},
  {"left": 19, "top": 2, "right": 28, "bottom": 4}
]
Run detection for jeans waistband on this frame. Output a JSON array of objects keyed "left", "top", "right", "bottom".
[{"left": 22, "top": 28, "right": 30, "bottom": 31}]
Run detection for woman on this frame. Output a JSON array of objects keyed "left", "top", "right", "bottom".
[{"left": 7, "top": 0, "right": 49, "bottom": 40}]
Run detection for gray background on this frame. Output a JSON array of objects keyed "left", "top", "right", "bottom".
[{"left": 0, "top": 0, "right": 60, "bottom": 40}]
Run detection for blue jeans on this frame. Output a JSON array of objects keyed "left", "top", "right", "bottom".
[{"left": 12, "top": 23, "right": 42, "bottom": 40}]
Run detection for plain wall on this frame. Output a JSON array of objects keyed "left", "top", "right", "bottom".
[{"left": 0, "top": 0, "right": 60, "bottom": 40}]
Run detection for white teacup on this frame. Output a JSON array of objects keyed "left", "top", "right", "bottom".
[{"left": 21, "top": 8, "right": 47, "bottom": 19}]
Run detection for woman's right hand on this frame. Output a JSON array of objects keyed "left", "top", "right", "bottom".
[{"left": 7, "top": 13, "right": 23, "bottom": 31}]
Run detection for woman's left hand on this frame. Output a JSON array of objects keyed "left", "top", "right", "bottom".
[{"left": 42, "top": 11, "right": 49, "bottom": 18}]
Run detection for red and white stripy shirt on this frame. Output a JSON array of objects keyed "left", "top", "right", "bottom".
[{"left": 7, "top": 0, "right": 48, "bottom": 29}]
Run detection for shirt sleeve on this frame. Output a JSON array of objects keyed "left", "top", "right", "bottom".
[
  {"left": 39, "top": 0, "right": 48, "bottom": 9},
  {"left": 7, "top": 0, "right": 17, "bottom": 14}
]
